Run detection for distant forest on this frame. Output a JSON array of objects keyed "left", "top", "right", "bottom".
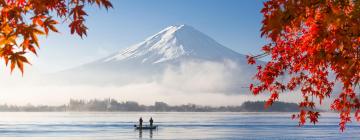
[{"left": 0, "top": 99, "right": 300, "bottom": 112}]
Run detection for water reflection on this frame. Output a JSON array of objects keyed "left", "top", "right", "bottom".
[
  {"left": 0, "top": 112, "right": 358, "bottom": 139},
  {"left": 137, "top": 129, "right": 154, "bottom": 139},
  {"left": 150, "top": 129, "right": 153, "bottom": 139},
  {"left": 138, "top": 129, "right": 142, "bottom": 138}
]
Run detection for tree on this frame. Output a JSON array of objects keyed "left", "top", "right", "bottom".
[
  {"left": 0, "top": 0, "right": 112, "bottom": 74},
  {"left": 247, "top": 0, "right": 360, "bottom": 131}
]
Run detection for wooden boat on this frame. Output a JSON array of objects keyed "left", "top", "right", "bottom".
[{"left": 134, "top": 125, "right": 157, "bottom": 130}]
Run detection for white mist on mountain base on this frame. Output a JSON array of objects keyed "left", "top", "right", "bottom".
[
  {"left": 160, "top": 59, "right": 251, "bottom": 94},
  {"left": 46, "top": 58, "right": 252, "bottom": 92}
]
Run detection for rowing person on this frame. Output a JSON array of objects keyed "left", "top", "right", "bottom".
[
  {"left": 139, "top": 117, "right": 143, "bottom": 128},
  {"left": 149, "top": 117, "right": 154, "bottom": 127}
]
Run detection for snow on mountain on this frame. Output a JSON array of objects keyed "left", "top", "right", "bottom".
[{"left": 100, "top": 24, "right": 247, "bottom": 64}]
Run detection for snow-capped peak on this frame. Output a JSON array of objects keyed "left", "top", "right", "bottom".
[{"left": 103, "top": 24, "right": 243, "bottom": 64}]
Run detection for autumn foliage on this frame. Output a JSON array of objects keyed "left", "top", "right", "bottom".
[
  {"left": 248, "top": 0, "right": 360, "bottom": 131},
  {"left": 0, "top": 0, "right": 112, "bottom": 74}
]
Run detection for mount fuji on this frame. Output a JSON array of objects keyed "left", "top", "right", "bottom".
[
  {"left": 54, "top": 25, "right": 258, "bottom": 93},
  {"left": 101, "top": 24, "right": 247, "bottom": 64}
]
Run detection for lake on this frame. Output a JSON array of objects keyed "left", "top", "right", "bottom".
[{"left": 0, "top": 112, "right": 359, "bottom": 139}]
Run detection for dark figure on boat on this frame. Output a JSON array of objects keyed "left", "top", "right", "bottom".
[
  {"left": 135, "top": 117, "right": 157, "bottom": 130},
  {"left": 139, "top": 117, "right": 143, "bottom": 128},
  {"left": 149, "top": 117, "right": 154, "bottom": 127}
]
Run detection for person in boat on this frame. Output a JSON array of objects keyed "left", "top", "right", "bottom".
[
  {"left": 149, "top": 117, "right": 154, "bottom": 127},
  {"left": 139, "top": 117, "right": 143, "bottom": 128}
]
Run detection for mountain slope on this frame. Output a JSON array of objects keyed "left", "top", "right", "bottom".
[
  {"left": 99, "top": 24, "right": 247, "bottom": 65},
  {"left": 53, "top": 25, "right": 258, "bottom": 93}
]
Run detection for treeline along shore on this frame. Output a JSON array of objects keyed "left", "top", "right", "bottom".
[{"left": 0, "top": 99, "right": 300, "bottom": 112}]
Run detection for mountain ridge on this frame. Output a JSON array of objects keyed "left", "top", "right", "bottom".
[{"left": 96, "top": 24, "right": 248, "bottom": 65}]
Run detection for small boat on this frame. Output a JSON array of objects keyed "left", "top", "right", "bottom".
[{"left": 134, "top": 125, "right": 157, "bottom": 130}]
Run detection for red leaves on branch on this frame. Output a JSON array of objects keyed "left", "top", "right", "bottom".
[
  {"left": 0, "top": 0, "right": 112, "bottom": 74},
  {"left": 9, "top": 52, "right": 30, "bottom": 74},
  {"left": 250, "top": 0, "right": 360, "bottom": 131},
  {"left": 246, "top": 55, "right": 256, "bottom": 65},
  {"left": 308, "top": 111, "right": 320, "bottom": 125}
]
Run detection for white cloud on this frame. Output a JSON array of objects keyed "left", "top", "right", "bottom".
[
  {"left": 159, "top": 59, "right": 250, "bottom": 94},
  {"left": 0, "top": 59, "right": 312, "bottom": 106}
]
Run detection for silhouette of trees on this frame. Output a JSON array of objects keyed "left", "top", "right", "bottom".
[{"left": 0, "top": 99, "right": 299, "bottom": 112}]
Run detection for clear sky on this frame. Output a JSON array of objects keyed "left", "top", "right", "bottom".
[{"left": 30, "top": 0, "right": 266, "bottom": 73}]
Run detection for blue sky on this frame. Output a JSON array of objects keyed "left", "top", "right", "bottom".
[{"left": 33, "top": 0, "right": 266, "bottom": 73}]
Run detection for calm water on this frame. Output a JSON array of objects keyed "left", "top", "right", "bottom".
[{"left": 0, "top": 112, "right": 359, "bottom": 140}]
